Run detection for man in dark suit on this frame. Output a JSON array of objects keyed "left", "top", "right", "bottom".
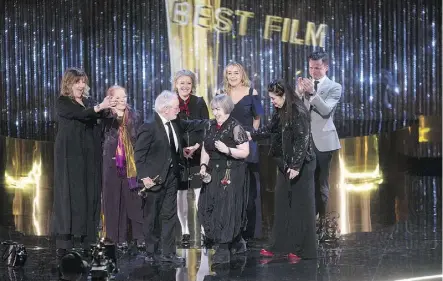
[{"left": 134, "top": 90, "right": 204, "bottom": 263}]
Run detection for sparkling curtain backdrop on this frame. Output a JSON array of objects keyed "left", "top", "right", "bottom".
[{"left": 0, "top": 0, "right": 441, "bottom": 141}]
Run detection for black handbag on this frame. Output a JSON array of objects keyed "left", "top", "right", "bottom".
[{"left": 1, "top": 241, "right": 27, "bottom": 267}]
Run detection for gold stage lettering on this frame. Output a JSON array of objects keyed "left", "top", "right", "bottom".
[
  {"left": 165, "top": 0, "right": 223, "bottom": 111},
  {"left": 170, "top": 2, "right": 327, "bottom": 47}
]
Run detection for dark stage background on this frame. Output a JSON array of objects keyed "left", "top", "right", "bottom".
[{"left": 0, "top": 0, "right": 441, "bottom": 141}]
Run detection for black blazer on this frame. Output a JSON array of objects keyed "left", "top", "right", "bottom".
[
  {"left": 178, "top": 95, "right": 209, "bottom": 147},
  {"left": 134, "top": 112, "right": 205, "bottom": 190}
]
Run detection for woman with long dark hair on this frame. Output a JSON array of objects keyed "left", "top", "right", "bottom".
[{"left": 251, "top": 79, "right": 317, "bottom": 261}]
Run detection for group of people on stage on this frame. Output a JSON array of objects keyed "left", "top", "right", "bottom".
[{"left": 52, "top": 50, "right": 342, "bottom": 266}]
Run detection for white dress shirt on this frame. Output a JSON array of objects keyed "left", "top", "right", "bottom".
[
  {"left": 314, "top": 76, "right": 327, "bottom": 92},
  {"left": 159, "top": 114, "right": 178, "bottom": 152},
  {"left": 309, "top": 75, "right": 328, "bottom": 102}
]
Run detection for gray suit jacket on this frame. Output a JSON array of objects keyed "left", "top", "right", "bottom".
[{"left": 303, "top": 77, "right": 342, "bottom": 152}]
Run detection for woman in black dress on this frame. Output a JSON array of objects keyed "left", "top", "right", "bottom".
[
  {"left": 251, "top": 79, "right": 317, "bottom": 261},
  {"left": 198, "top": 94, "right": 250, "bottom": 264},
  {"left": 220, "top": 62, "right": 264, "bottom": 250},
  {"left": 102, "top": 85, "right": 144, "bottom": 248},
  {"left": 173, "top": 69, "right": 209, "bottom": 247},
  {"left": 53, "top": 68, "right": 115, "bottom": 256}
]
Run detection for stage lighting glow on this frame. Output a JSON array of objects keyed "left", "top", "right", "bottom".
[
  {"left": 393, "top": 274, "right": 443, "bottom": 281},
  {"left": 4, "top": 159, "right": 43, "bottom": 235}
]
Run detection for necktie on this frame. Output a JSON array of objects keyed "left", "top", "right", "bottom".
[
  {"left": 166, "top": 122, "right": 178, "bottom": 169},
  {"left": 314, "top": 80, "right": 320, "bottom": 92}
]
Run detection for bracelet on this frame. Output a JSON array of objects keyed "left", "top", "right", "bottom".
[
  {"left": 200, "top": 163, "right": 208, "bottom": 169},
  {"left": 227, "top": 148, "right": 232, "bottom": 156}
]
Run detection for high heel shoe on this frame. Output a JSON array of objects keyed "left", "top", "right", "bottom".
[
  {"left": 287, "top": 253, "right": 301, "bottom": 264},
  {"left": 231, "top": 237, "right": 247, "bottom": 255},
  {"left": 259, "top": 249, "right": 274, "bottom": 257}
]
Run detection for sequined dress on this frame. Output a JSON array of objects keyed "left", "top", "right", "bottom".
[{"left": 252, "top": 103, "right": 317, "bottom": 258}]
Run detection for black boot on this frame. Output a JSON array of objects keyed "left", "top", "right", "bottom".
[
  {"left": 181, "top": 234, "right": 191, "bottom": 248},
  {"left": 213, "top": 245, "right": 230, "bottom": 264},
  {"left": 230, "top": 237, "right": 247, "bottom": 255}
]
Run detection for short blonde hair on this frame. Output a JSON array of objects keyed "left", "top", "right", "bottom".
[
  {"left": 173, "top": 69, "right": 197, "bottom": 94},
  {"left": 222, "top": 62, "right": 251, "bottom": 94},
  {"left": 210, "top": 94, "right": 234, "bottom": 114},
  {"left": 60, "top": 68, "right": 89, "bottom": 98}
]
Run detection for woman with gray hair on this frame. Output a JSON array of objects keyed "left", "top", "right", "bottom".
[
  {"left": 101, "top": 85, "right": 143, "bottom": 250},
  {"left": 173, "top": 69, "right": 209, "bottom": 247},
  {"left": 198, "top": 94, "right": 250, "bottom": 264}
]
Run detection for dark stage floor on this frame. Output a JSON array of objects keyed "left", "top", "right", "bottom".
[{"left": 0, "top": 117, "right": 441, "bottom": 281}]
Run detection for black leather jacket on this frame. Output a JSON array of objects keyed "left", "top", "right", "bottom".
[{"left": 252, "top": 103, "right": 314, "bottom": 171}]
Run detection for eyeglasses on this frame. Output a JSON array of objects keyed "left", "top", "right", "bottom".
[{"left": 267, "top": 80, "right": 285, "bottom": 94}]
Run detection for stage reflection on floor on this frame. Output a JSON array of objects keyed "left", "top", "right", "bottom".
[{"left": 0, "top": 116, "right": 441, "bottom": 281}]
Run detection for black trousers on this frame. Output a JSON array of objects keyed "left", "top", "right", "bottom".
[
  {"left": 313, "top": 143, "right": 335, "bottom": 217},
  {"left": 142, "top": 168, "right": 178, "bottom": 255},
  {"left": 242, "top": 163, "right": 261, "bottom": 239}
]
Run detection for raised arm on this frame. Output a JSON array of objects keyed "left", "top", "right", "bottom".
[
  {"left": 57, "top": 96, "right": 112, "bottom": 121},
  {"left": 310, "top": 84, "right": 342, "bottom": 117},
  {"left": 56, "top": 97, "right": 100, "bottom": 121},
  {"left": 250, "top": 112, "right": 278, "bottom": 141},
  {"left": 180, "top": 118, "right": 208, "bottom": 133}
]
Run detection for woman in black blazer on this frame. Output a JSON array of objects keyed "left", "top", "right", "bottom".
[{"left": 173, "top": 69, "right": 209, "bottom": 247}]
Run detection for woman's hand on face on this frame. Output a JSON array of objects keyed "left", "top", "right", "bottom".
[
  {"left": 214, "top": 140, "right": 229, "bottom": 154},
  {"left": 99, "top": 96, "right": 112, "bottom": 109},
  {"left": 109, "top": 96, "right": 117, "bottom": 108}
]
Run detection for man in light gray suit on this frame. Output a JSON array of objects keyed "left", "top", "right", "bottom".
[{"left": 296, "top": 51, "right": 342, "bottom": 223}]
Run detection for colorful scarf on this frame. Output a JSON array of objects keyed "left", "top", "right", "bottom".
[
  {"left": 115, "top": 110, "right": 138, "bottom": 189},
  {"left": 179, "top": 96, "right": 191, "bottom": 116}
]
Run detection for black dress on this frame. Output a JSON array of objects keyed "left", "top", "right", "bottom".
[
  {"left": 197, "top": 117, "right": 249, "bottom": 244},
  {"left": 52, "top": 96, "right": 104, "bottom": 246},
  {"left": 229, "top": 88, "right": 264, "bottom": 239},
  {"left": 102, "top": 109, "right": 144, "bottom": 244},
  {"left": 252, "top": 103, "right": 317, "bottom": 258},
  {"left": 177, "top": 95, "right": 209, "bottom": 190}
]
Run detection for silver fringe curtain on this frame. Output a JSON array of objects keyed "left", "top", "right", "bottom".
[{"left": 0, "top": 0, "right": 441, "bottom": 140}]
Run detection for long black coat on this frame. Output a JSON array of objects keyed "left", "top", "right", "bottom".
[
  {"left": 52, "top": 96, "right": 104, "bottom": 239},
  {"left": 177, "top": 94, "right": 209, "bottom": 171}
]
